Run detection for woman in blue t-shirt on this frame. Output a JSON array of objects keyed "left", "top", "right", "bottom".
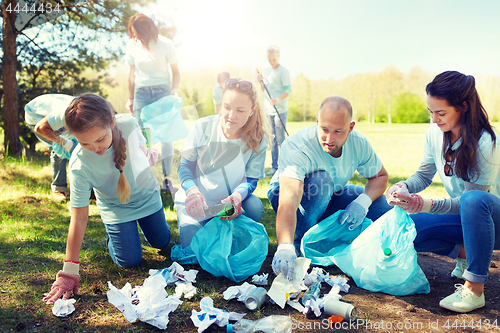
[
  {"left": 387, "top": 71, "right": 500, "bottom": 313},
  {"left": 175, "top": 78, "right": 269, "bottom": 248},
  {"left": 43, "top": 94, "right": 170, "bottom": 304},
  {"left": 126, "top": 13, "right": 180, "bottom": 193}
]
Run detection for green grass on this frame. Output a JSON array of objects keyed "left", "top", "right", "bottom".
[{"left": 0, "top": 122, "right": 496, "bottom": 332}]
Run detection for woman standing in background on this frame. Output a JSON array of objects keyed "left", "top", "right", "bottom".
[{"left": 126, "top": 13, "right": 180, "bottom": 193}]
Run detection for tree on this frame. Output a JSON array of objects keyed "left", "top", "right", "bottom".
[
  {"left": 391, "top": 92, "right": 429, "bottom": 123},
  {"left": 378, "top": 66, "right": 403, "bottom": 124},
  {"left": 0, "top": 0, "right": 154, "bottom": 156}
]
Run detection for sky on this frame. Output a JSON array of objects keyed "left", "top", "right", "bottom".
[{"left": 143, "top": 0, "right": 500, "bottom": 80}]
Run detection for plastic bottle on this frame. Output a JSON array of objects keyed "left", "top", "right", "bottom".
[
  {"left": 226, "top": 315, "right": 292, "bottom": 333},
  {"left": 301, "top": 281, "right": 321, "bottom": 306},
  {"left": 205, "top": 203, "right": 235, "bottom": 217}
]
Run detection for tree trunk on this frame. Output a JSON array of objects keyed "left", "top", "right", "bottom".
[{"left": 2, "top": 0, "right": 22, "bottom": 156}]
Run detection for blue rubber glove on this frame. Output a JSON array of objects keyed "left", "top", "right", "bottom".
[
  {"left": 339, "top": 193, "right": 372, "bottom": 230},
  {"left": 272, "top": 243, "right": 297, "bottom": 281}
]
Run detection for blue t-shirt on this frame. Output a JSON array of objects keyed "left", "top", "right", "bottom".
[
  {"left": 263, "top": 65, "right": 292, "bottom": 115},
  {"left": 422, "top": 123, "right": 500, "bottom": 198},
  {"left": 69, "top": 114, "right": 162, "bottom": 224},
  {"left": 269, "top": 125, "right": 382, "bottom": 193},
  {"left": 24, "top": 94, "right": 74, "bottom": 129},
  {"left": 175, "top": 115, "right": 268, "bottom": 207}
]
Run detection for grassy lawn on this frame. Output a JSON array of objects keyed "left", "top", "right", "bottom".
[{"left": 0, "top": 122, "right": 495, "bottom": 332}]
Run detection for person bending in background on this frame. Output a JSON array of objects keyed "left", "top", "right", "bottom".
[
  {"left": 25, "top": 94, "right": 76, "bottom": 202},
  {"left": 387, "top": 71, "right": 500, "bottom": 313},
  {"left": 126, "top": 13, "right": 180, "bottom": 194}
]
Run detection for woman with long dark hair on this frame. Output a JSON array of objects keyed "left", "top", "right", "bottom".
[{"left": 387, "top": 71, "right": 500, "bottom": 313}]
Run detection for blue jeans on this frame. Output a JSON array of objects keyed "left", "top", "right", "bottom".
[
  {"left": 177, "top": 194, "right": 264, "bottom": 247},
  {"left": 104, "top": 208, "right": 170, "bottom": 268},
  {"left": 268, "top": 112, "right": 288, "bottom": 170},
  {"left": 134, "top": 85, "right": 174, "bottom": 176},
  {"left": 412, "top": 190, "right": 500, "bottom": 283},
  {"left": 28, "top": 124, "right": 67, "bottom": 193},
  {"left": 268, "top": 170, "right": 392, "bottom": 248}
]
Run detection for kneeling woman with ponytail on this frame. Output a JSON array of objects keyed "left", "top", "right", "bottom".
[{"left": 43, "top": 93, "right": 170, "bottom": 303}]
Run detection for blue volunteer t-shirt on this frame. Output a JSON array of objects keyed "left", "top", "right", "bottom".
[
  {"left": 269, "top": 125, "right": 382, "bottom": 193},
  {"left": 69, "top": 114, "right": 162, "bottom": 224},
  {"left": 24, "top": 94, "right": 74, "bottom": 129},
  {"left": 422, "top": 123, "right": 500, "bottom": 198}
]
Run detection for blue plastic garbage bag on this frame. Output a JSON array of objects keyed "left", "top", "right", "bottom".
[
  {"left": 52, "top": 137, "right": 78, "bottom": 160},
  {"left": 332, "top": 207, "right": 430, "bottom": 296},
  {"left": 189, "top": 215, "right": 269, "bottom": 282},
  {"left": 170, "top": 244, "right": 199, "bottom": 265},
  {"left": 300, "top": 210, "right": 372, "bottom": 266},
  {"left": 140, "top": 95, "right": 188, "bottom": 144}
]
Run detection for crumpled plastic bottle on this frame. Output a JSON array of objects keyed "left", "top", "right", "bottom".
[{"left": 226, "top": 315, "right": 292, "bottom": 333}]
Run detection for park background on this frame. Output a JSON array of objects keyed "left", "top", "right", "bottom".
[{"left": 1, "top": 0, "right": 500, "bottom": 332}]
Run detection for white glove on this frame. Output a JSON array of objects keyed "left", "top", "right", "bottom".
[{"left": 272, "top": 243, "right": 297, "bottom": 281}]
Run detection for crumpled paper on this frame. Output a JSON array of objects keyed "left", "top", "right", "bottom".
[
  {"left": 191, "top": 297, "right": 246, "bottom": 333},
  {"left": 52, "top": 298, "right": 76, "bottom": 317},
  {"left": 223, "top": 282, "right": 257, "bottom": 302},
  {"left": 174, "top": 282, "right": 197, "bottom": 299},
  {"left": 107, "top": 274, "right": 183, "bottom": 329},
  {"left": 325, "top": 275, "right": 350, "bottom": 293},
  {"left": 304, "top": 284, "right": 343, "bottom": 317},
  {"left": 150, "top": 261, "right": 198, "bottom": 285},
  {"left": 267, "top": 257, "right": 311, "bottom": 308},
  {"left": 251, "top": 273, "right": 269, "bottom": 285},
  {"left": 303, "top": 267, "right": 329, "bottom": 287}
]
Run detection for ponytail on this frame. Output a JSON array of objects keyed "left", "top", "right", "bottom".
[{"left": 112, "top": 126, "right": 131, "bottom": 204}]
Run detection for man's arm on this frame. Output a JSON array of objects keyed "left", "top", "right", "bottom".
[
  {"left": 35, "top": 118, "right": 65, "bottom": 145},
  {"left": 363, "top": 165, "right": 389, "bottom": 201},
  {"left": 276, "top": 176, "right": 304, "bottom": 245}
]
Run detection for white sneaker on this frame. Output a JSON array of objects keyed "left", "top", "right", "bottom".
[
  {"left": 451, "top": 258, "right": 468, "bottom": 280},
  {"left": 439, "top": 284, "right": 485, "bottom": 313},
  {"left": 266, "top": 168, "right": 277, "bottom": 176}
]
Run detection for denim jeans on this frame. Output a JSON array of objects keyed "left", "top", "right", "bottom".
[
  {"left": 134, "top": 85, "right": 174, "bottom": 176},
  {"left": 268, "top": 112, "right": 288, "bottom": 170},
  {"left": 268, "top": 170, "right": 392, "bottom": 248},
  {"left": 411, "top": 190, "right": 500, "bottom": 283},
  {"left": 104, "top": 207, "right": 170, "bottom": 268},
  {"left": 177, "top": 194, "right": 264, "bottom": 247},
  {"left": 28, "top": 124, "right": 68, "bottom": 193}
]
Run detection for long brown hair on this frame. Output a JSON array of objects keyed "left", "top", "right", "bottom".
[
  {"left": 426, "top": 71, "right": 497, "bottom": 182},
  {"left": 223, "top": 77, "right": 269, "bottom": 153},
  {"left": 128, "top": 13, "right": 158, "bottom": 50},
  {"left": 65, "top": 94, "right": 131, "bottom": 204}
]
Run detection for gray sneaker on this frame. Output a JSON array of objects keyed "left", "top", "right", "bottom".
[
  {"left": 266, "top": 168, "right": 277, "bottom": 176},
  {"left": 451, "top": 258, "right": 468, "bottom": 280}
]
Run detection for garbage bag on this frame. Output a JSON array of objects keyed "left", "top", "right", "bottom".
[
  {"left": 332, "top": 207, "right": 430, "bottom": 296},
  {"left": 140, "top": 95, "right": 188, "bottom": 144},
  {"left": 300, "top": 210, "right": 372, "bottom": 266},
  {"left": 189, "top": 215, "right": 269, "bottom": 282}
]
